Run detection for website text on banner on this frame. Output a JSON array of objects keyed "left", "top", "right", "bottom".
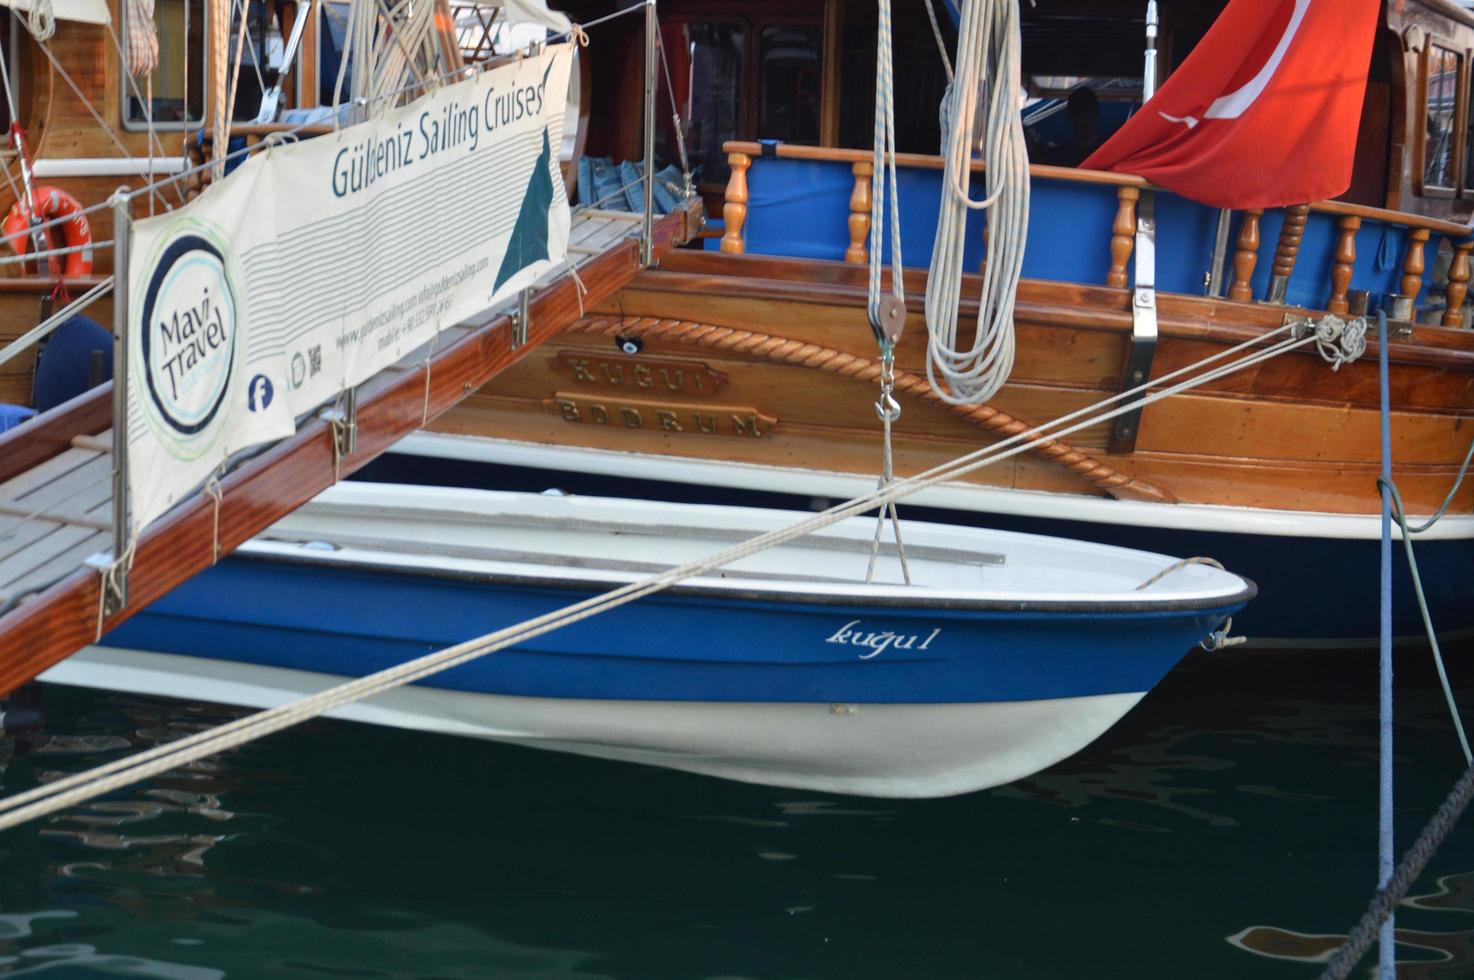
[{"left": 123, "top": 47, "right": 573, "bottom": 536}]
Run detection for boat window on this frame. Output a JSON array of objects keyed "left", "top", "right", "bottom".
[
  {"left": 225, "top": 0, "right": 279, "bottom": 122},
  {"left": 121, "top": 0, "right": 207, "bottom": 129},
  {"left": 756, "top": 25, "right": 821, "bottom": 147},
  {"left": 318, "top": 1, "right": 354, "bottom": 107},
  {"left": 837, "top": 5, "right": 950, "bottom": 155},
  {"left": 657, "top": 20, "right": 743, "bottom": 185},
  {"left": 1463, "top": 60, "right": 1474, "bottom": 196},
  {"left": 1421, "top": 44, "right": 1460, "bottom": 193}
]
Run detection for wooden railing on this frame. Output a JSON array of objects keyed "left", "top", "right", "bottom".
[{"left": 718, "top": 140, "right": 1474, "bottom": 327}]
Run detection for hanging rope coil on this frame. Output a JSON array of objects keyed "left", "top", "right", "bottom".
[
  {"left": 925, "top": 0, "right": 1029, "bottom": 406},
  {"left": 24, "top": 0, "right": 55, "bottom": 42}
]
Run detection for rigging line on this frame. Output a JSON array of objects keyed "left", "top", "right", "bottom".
[
  {"left": 1318, "top": 761, "right": 1474, "bottom": 980},
  {"left": 0, "top": 329, "right": 1324, "bottom": 828},
  {"left": 0, "top": 276, "right": 112, "bottom": 370},
  {"left": 371, "top": 0, "right": 436, "bottom": 99},
  {"left": 0, "top": 239, "right": 111, "bottom": 267},
  {"left": 101, "top": 16, "right": 190, "bottom": 202},
  {"left": 30, "top": 38, "right": 175, "bottom": 211},
  {"left": 1398, "top": 432, "right": 1474, "bottom": 535},
  {"left": 653, "top": 26, "right": 692, "bottom": 185},
  {"left": 0, "top": 29, "right": 20, "bottom": 123},
  {"left": 222, "top": 0, "right": 252, "bottom": 138},
  {"left": 138, "top": 36, "right": 577, "bottom": 201},
  {"left": 238, "top": 0, "right": 269, "bottom": 107},
  {"left": 922, "top": 0, "right": 954, "bottom": 81},
  {"left": 1380, "top": 475, "right": 1474, "bottom": 765}
]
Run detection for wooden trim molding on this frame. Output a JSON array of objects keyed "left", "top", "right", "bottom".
[{"left": 722, "top": 141, "right": 1472, "bottom": 238}]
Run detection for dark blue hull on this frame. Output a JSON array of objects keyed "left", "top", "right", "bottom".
[{"left": 105, "top": 553, "right": 1244, "bottom": 704}]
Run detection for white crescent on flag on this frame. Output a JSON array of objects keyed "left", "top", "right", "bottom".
[{"left": 1158, "top": 0, "right": 1312, "bottom": 128}]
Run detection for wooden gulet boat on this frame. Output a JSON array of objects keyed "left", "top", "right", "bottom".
[
  {"left": 42, "top": 481, "right": 1255, "bottom": 798},
  {"left": 358, "top": 0, "right": 1474, "bottom": 647}
]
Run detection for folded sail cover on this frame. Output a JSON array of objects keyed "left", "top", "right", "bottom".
[{"left": 1081, "top": 0, "right": 1380, "bottom": 209}]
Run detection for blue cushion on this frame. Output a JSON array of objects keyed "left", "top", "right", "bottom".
[
  {"left": 0, "top": 403, "right": 35, "bottom": 431},
  {"left": 34, "top": 314, "right": 113, "bottom": 413}
]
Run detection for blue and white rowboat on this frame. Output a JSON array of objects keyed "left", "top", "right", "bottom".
[{"left": 46, "top": 483, "right": 1256, "bottom": 797}]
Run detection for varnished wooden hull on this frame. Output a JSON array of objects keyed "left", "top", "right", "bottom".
[{"left": 426, "top": 250, "right": 1474, "bottom": 518}]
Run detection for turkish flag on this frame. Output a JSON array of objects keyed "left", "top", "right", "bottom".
[{"left": 1080, "top": 0, "right": 1381, "bottom": 209}]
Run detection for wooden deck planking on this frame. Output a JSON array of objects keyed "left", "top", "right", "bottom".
[
  {"left": 0, "top": 526, "right": 106, "bottom": 600},
  {"left": 0, "top": 476, "right": 114, "bottom": 564},
  {"left": 0, "top": 447, "right": 102, "bottom": 503}
]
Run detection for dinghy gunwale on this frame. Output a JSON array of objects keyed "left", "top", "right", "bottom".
[
  {"left": 232, "top": 539, "right": 1258, "bottom": 615},
  {"left": 261, "top": 481, "right": 1257, "bottom": 612}
]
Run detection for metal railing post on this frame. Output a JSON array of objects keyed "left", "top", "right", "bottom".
[
  {"left": 640, "top": 0, "right": 657, "bottom": 267},
  {"left": 1111, "top": 2, "right": 1160, "bottom": 452},
  {"left": 108, "top": 192, "right": 131, "bottom": 613}
]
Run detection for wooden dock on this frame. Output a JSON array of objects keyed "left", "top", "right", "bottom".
[{"left": 0, "top": 203, "right": 701, "bottom": 694}]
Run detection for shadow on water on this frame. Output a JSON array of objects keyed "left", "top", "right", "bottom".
[{"left": 0, "top": 645, "right": 1472, "bottom": 978}]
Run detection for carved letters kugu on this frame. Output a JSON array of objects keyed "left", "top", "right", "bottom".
[
  {"left": 550, "top": 393, "right": 776, "bottom": 439},
  {"left": 548, "top": 350, "right": 729, "bottom": 398}
]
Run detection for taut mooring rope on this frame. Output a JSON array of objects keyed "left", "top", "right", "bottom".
[{"left": 0, "top": 324, "right": 1330, "bottom": 831}]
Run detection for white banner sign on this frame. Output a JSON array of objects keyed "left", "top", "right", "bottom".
[{"left": 124, "top": 48, "right": 572, "bottom": 535}]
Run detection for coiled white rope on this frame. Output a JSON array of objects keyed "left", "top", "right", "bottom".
[
  {"left": 0, "top": 325, "right": 1333, "bottom": 831},
  {"left": 925, "top": 0, "right": 1029, "bottom": 405},
  {"left": 25, "top": 0, "right": 55, "bottom": 42}
]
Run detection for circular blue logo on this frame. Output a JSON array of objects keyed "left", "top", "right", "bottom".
[{"left": 139, "top": 235, "right": 238, "bottom": 435}]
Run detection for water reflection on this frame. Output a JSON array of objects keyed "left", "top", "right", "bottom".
[{"left": 0, "top": 649, "right": 1469, "bottom": 978}]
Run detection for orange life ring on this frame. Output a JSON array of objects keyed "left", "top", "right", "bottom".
[{"left": 2, "top": 186, "right": 92, "bottom": 278}]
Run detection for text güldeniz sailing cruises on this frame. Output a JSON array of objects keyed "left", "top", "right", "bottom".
[{"left": 331, "top": 81, "right": 547, "bottom": 198}]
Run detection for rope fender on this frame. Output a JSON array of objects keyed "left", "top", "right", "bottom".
[{"left": 566, "top": 315, "right": 1177, "bottom": 504}]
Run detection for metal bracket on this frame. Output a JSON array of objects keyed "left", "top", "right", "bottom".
[
  {"left": 1283, "top": 312, "right": 1317, "bottom": 339},
  {"left": 322, "top": 386, "right": 358, "bottom": 458},
  {"left": 510, "top": 288, "right": 531, "bottom": 350},
  {"left": 1111, "top": 191, "right": 1158, "bottom": 452}
]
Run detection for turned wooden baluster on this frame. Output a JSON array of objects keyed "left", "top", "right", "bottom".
[
  {"left": 1107, "top": 186, "right": 1138, "bottom": 288},
  {"left": 1326, "top": 215, "right": 1361, "bottom": 314},
  {"left": 1444, "top": 239, "right": 1473, "bottom": 327},
  {"left": 845, "top": 160, "right": 872, "bottom": 265},
  {"left": 719, "top": 151, "right": 751, "bottom": 254},
  {"left": 1402, "top": 227, "right": 1431, "bottom": 303},
  {"left": 1227, "top": 209, "right": 1261, "bottom": 301},
  {"left": 1267, "top": 203, "right": 1310, "bottom": 303}
]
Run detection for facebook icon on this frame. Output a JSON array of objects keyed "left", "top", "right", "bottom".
[{"left": 247, "top": 374, "right": 274, "bottom": 412}]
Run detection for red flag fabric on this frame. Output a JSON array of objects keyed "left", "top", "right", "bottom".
[{"left": 1080, "top": 0, "right": 1381, "bottom": 209}]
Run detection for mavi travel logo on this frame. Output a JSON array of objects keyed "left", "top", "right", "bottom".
[{"left": 139, "top": 233, "right": 239, "bottom": 445}]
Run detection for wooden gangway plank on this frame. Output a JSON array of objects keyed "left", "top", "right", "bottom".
[{"left": 0, "top": 203, "right": 701, "bottom": 692}]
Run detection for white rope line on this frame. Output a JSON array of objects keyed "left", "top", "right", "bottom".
[
  {"left": 0, "top": 325, "right": 1322, "bottom": 832},
  {"left": 31, "top": 36, "right": 175, "bottom": 212},
  {"left": 0, "top": 240, "right": 111, "bottom": 267},
  {"left": 922, "top": 0, "right": 954, "bottom": 81},
  {"left": 101, "top": 16, "right": 189, "bottom": 205},
  {"left": 867, "top": 0, "right": 904, "bottom": 329},
  {"left": 925, "top": 0, "right": 1029, "bottom": 406},
  {"left": 0, "top": 276, "right": 113, "bottom": 370}
]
